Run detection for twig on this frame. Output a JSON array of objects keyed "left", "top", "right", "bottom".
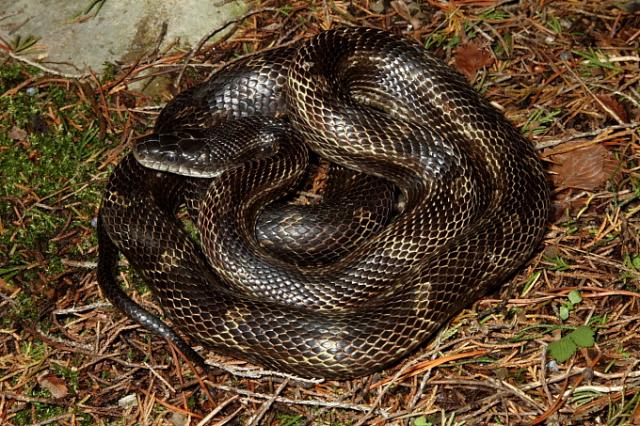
[
  {"left": 370, "top": 349, "right": 488, "bottom": 389},
  {"left": 0, "top": 290, "right": 18, "bottom": 306},
  {"left": 247, "top": 378, "right": 290, "bottom": 425},
  {"left": 580, "top": 55, "right": 640, "bottom": 64},
  {"left": 203, "top": 359, "right": 323, "bottom": 383},
  {"left": 535, "top": 123, "right": 639, "bottom": 149},
  {"left": 59, "top": 259, "right": 98, "bottom": 269},
  {"left": 143, "top": 361, "right": 176, "bottom": 393},
  {"left": 175, "top": 6, "right": 282, "bottom": 87},
  {"left": 204, "top": 380, "right": 384, "bottom": 414},
  {"left": 0, "top": 391, "right": 70, "bottom": 406},
  {"left": 196, "top": 395, "right": 240, "bottom": 426},
  {"left": 459, "top": 398, "right": 501, "bottom": 422},
  {"left": 497, "top": 378, "right": 546, "bottom": 412},
  {"left": 212, "top": 406, "right": 244, "bottom": 426},
  {"left": 561, "top": 59, "right": 624, "bottom": 124},
  {"left": 53, "top": 302, "right": 112, "bottom": 317},
  {"left": 34, "top": 326, "right": 95, "bottom": 352},
  {"left": 563, "top": 384, "right": 632, "bottom": 398},
  {"left": 25, "top": 413, "right": 73, "bottom": 426},
  {"left": 539, "top": 346, "right": 555, "bottom": 407},
  {"left": 345, "top": 335, "right": 479, "bottom": 424},
  {"left": 1, "top": 50, "right": 90, "bottom": 79},
  {"left": 409, "top": 369, "right": 435, "bottom": 412}
]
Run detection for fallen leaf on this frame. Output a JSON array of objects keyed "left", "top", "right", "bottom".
[
  {"left": 550, "top": 144, "right": 619, "bottom": 190},
  {"left": 390, "top": 1, "right": 421, "bottom": 30},
  {"left": 454, "top": 41, "right": 494, "bottom": 79},
  {"left": 38, "top": 374, "right": 68, "bottom": 398},
  {"left": 597, "top": 94, "right": 628, "bottom": 122},
  {"left": 9, "top": 126, "right": 27, "bottom": 141}
]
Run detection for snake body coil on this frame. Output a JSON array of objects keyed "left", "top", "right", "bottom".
[{"left": 98, "top": 27, "right": 549, "bottom": 379}]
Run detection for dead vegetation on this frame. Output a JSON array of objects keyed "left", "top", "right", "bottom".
[{"left": 0, "top": 0, "right": 639, "bottom": 425}]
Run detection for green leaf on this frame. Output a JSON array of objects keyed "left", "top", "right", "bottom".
[
  {"left": 568, "top": 290, "right": 582, "bottom": 305},
  {"left": 568, "top": 326, "right": 595, "bottom": 348},
  {"left": 548, "top": 336, "right": 577, "bottom": 362},
  {"left": 559, "top": 305, "right": 570, "bottom": 321},
  {"left": 548, "top": 326, "right": 595, "bottom": 363},
  {"left": 414, "top": 417, "right": 432, "bottom": 426}
]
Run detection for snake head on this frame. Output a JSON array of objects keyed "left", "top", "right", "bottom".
[{"left": 133, "top": 117, "right": 288, "bottom": 178}]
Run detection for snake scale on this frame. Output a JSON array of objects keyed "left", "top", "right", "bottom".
[{"left": 97, "top": 27, "right": 549, "bottom": 379}]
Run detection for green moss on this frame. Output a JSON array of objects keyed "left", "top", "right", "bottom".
[
  {"left": 20, "top": 339, "right": 48, "bottom": 361},
  {"left": 11, "top": 292, "right": 41, "bottom": 322},
  {"left": 0, "top": 63, "right": 34, "bottom": 92},
  {"left": 0, "top": 62, "right": 107, "bottom": 291},
  {"left": 276, "top": 413, "right": 305, "bottom": 426},
  {"left": 12, "top": 388, "right": 66, "bottom": 425}
]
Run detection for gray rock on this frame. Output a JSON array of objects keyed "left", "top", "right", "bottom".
[{"left": 0, "top": 0, "right": 247, "bottom": 75}]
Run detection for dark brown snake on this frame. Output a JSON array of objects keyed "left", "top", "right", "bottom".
[{"left": 97, "top": 27, "right": 549, "bottom": 379}]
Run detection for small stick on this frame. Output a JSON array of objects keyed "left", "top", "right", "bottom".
[{"left": 2, "top": 50, "right": 90, "bottom": 79}]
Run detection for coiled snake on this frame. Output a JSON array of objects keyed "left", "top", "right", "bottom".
[{"left": 97, "top": 27, "right": 549, "bottom": 379}]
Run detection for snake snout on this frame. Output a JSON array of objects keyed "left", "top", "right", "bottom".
[{"left": 134, "top": 117, "right": 291, "bottom": 178}]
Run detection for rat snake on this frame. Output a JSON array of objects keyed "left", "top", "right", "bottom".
[{"left": 97, "top": 27, "right": 549, "bottom": 379}]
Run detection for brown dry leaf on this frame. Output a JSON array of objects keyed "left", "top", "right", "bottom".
[
  {"left": 453, "top": 41, "right": 494, "bottom": 79},
  {"left": 597, "top": 94, "right": 628, "bottom": 122},
  {"left": 9, "top": 125, "right": 27, "bottom": 141},
  {"left": 38, "top": 374, "right": 68, "bottom": 398},
  {"left": 550, "top": 144, "right": 619, "bottom": 190},
  {"left": 390, "top": 1, "right": 421, "bottom": 29}
]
